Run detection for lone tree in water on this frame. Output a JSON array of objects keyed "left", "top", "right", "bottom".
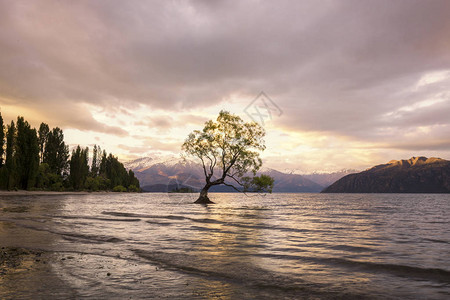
[{"left": 182, "top": 110, "right": 274, "bottom": 204}]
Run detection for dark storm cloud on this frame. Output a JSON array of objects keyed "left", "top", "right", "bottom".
[{"left": 0, "top": 0, "right": 449, "bottom": 149}]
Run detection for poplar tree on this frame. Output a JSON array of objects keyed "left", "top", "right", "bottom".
[
  {"left": 5, "top": 121, "right": 16, "bottom": 190},
  {"left": 44, "top": 127, "right": 69, "bottom": 176},
  {"left": 0, "top": 112, "right": 4, "bottom": 167},
  {"left": 69, "top": 146, "right": 89, "bottom": 190},
  {"left": 91, "top": 144, "right": 99, "bottom": 176},
  {"left": 38, "top": 122, "right": 49, "bottom": 163},
  {"left": 15, "top": 117, "right": 39, "bottom": 189}
]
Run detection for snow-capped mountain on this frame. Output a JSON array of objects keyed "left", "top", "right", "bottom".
[
  {"left": 123, "top": 155, "right": 184, "bottom": 172},
  {"left": 123, "top": 157, "right": 157, "bottom": 172},
  {"left": 124, "top": 156, "right": 340, "bottom": 193}
]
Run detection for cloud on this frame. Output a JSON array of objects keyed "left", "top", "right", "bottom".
[
  {"left": 1, "top": 0, "right": 450, "bottom": 170},
  {"left": 0, "top": 101, "right": 128, "bottom": 137},
  {"left": 134, "top": 113, "right": 208, "bottom": 131},
  {"left": 2, "top": 0, "right": 446, "bottom": 109},
  {"left": 119, "top": 138, "right": 180, "bottom": 154}
]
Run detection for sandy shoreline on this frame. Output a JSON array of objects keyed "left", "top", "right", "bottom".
[
  {"left": 0, "top": 190, "right": 114, "bottom": 196},
  {"left": 0, "top": 247, "right": 48, "bottom": 275},
  {"left": 0, "top": 247, "right": 78, "bottom": 298}
]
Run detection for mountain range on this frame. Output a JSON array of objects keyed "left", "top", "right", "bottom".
[
  {"left": 124, "top": 157, "right": 354, "bottom": 193},
  {"left": 322, "top": 157, "right": 450, "bottom": 193}
]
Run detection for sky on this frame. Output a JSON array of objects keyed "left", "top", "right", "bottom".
[{"left": 1, "top": 0, "right": 450, "bottom": 173}]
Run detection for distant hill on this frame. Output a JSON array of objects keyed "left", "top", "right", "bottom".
[
  {"left": 322, "top": 157, "right": 450, "bottom": 193},
  {"left": 261, "top": 168, "right": 324, "bottom": 192},
  {"left": 302, "top": 169, "right": 358, "bottom": 188},
  {"left": 124, "top": 157, "right": 325, "bottom": 193}
]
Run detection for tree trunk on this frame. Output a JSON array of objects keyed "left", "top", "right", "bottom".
[{"left": 194, "top": 184, "right": 214, "bottom": 204}]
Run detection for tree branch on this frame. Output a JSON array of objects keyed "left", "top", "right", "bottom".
[
  {"left": 198, "top": 155, "right": 209, "bottom": 182},
  {"left": 211, "top": 155, "right": 217, "bottom": 174},
  {"left": 204, "top": 154, "right": 214, "bottom": 177},
  {"left": 222, "top": 151, "right": 240, "bottom": 180},
  {"left": 222, "top": 182, "right": 261, "bottom": 198},
  {"left": 226, "top": 173, "right": 245, "bottom": 187},
  {"left": 222, "top": 182, "right": 243, "bottom": 193},
  {"left": 210, "top": 178, "right": 224, "bottom": 186},
  {"left": 221, "top": 144, "right": 226, "bottom": 176}
]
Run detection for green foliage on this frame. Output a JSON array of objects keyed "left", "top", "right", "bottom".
[
  {"left": 182, "top": 110, "right": 273, "bottom": 197},
  {"left": 113, "top": 185, "right": 127, "bottom": 192},
  {"left": 69, "top": 149, "right": 139, "bottom": 192},
  {"left": 44, "top": 127, "right": 69, "bottom": 176},
  {"left": 128, "top": 170, "right": 140, "bottom": 189},
  {"left": 50, "top": 181, "right": 64, "bottom": 192},
  {"left": 127, "top": 184, "right": 140, "bottom": 192},
  {"left": 243, "top": 174, "right": 275, "bottom": 193},
  {"left": 98, "top": 176, "right": 111, "bottom": 191},
  {"left": 0, "top": 115, "right": 140, "bottom": 193},
  {"left": 105, "top": 154, "right": 126, "bottom": 188},
  {"left": 0, "top": 167, "right": 7, "bottom": 190},
  {"left": 91, "top": 144, "right": 99, "bottom": 176},
  {"left": 0, "top": 112, "right": 4, "bottom": 167},
  {"left": 38, "top": 123, "right": 49, "bottom": 163},
  {"left": 5, "top": 121, "right": 16, "bottom": 190},
  {"left": 69, "top": 146, "right": 89, "bottom": 190},
  {"left": 15, "top": 117, "right": 39, "bottom": 190},
  {"left": 83, "top": 175, "right": 111, "bottom": 191},
  {"left": 99, "top": 150, "right": 107, "bottom": 175},
  {"left": 1, "top": 117, "right": 72, "bottom": 192},
  {"left": 84, "top": 176, "right": 99, "bottom": 192},
  {"left": 36, "top": 163, "right": 51, "bottom": 189},
  {"left": 36, "top": 163, "right": 65, "bottom": 191}
]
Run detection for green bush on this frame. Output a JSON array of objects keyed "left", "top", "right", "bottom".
[
  {"left": 0, "top": 168, "right": 8, "bottom": 190},
  {"left": 97, "top": 176, "right": 111, "bottom": 191},
  {"left": 127, "top": 184, "right": 140, "bottom": 192},
  {"left": 51, "top": 182, "right": 63, "bottom": 191},
  {"left": 112, "top": 185, "right": 127, "bottom": 192},
  {"left": 84, "top": 176, "right": 99, "bottom": 192}
]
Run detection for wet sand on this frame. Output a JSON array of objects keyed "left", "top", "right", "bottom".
[
  {"left": 0, "top": 247, "right": 78, "bottom": 298},
  {"left": 1, "top": 247, "right": 46, "bottom": 274},
  {"left": 0, "top": 194, "right": 79, "bottom": 298},
  {"left": 0, "top": 190, "right": 110, "bottom": 197}
]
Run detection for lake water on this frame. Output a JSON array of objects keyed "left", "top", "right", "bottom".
[{"left": 0, "top": 192, "right": 449, "bottom": 299}]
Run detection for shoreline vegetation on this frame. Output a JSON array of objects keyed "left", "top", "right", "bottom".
[
  {"left": 0, "top": 190, "right": 136, "bottom": 197},
  {"left": 0, "top": 114, "right": 140, "bottom": 193}
]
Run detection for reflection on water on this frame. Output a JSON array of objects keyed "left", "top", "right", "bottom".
[{"left": 0, "top": 193, "right": 449, "bottom": 299}]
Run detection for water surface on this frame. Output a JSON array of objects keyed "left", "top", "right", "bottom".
[{"left": 0, "top": 193, "right": 449, "bottom": 299}]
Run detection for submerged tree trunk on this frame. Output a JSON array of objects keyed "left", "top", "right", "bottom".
[{"left": 194, "top": 184, "right": 214, "bottom": 204}]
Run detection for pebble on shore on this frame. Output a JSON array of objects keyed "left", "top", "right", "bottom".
[{"left": 0, "top": 247, "right": 47, "bottom": 276}]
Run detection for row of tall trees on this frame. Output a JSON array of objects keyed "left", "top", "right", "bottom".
[{"left": 0, "top": 113, "right": 140, "bottom": 192}]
